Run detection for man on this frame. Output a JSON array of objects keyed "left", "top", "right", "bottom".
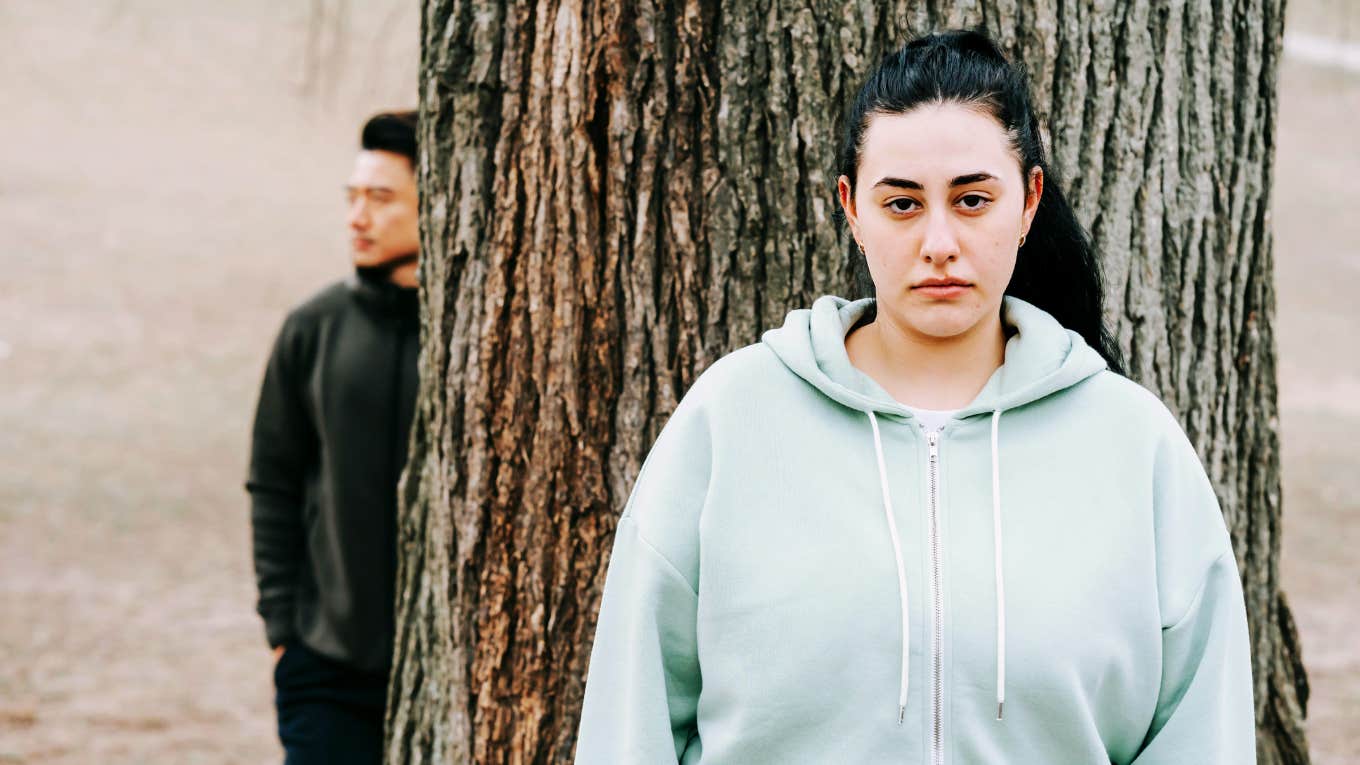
[{"left": 247, "top": 110, "right": 420, "bottom": 764}]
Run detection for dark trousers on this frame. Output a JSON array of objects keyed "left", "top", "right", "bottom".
[{"left": 274, "top": 640, "right": 387, "bottom": 765}]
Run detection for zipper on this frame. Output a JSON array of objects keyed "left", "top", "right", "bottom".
[{"left": 926, "top": 428, "right": 944, "bottom": 765}]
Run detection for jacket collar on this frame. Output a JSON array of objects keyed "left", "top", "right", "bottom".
[{"left": 348, "top": 266, "right": 419, "bottom": 320}]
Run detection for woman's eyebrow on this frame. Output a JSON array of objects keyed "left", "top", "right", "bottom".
[
  {"left": 871, "top": 172, "right": 998, "bottom": 190},
  {"left": 949, "top": 172, "right": 997, "bottom": 186},
  {"left": 873, "top": 177, "right": 923, "bottom": 190}
]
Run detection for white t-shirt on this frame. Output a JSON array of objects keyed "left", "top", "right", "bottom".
[{"left": 904, "top": 405, "right": 957, "bottom": 433}]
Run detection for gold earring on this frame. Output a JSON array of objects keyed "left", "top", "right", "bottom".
[
  {"left": 857, "top": 241, "right": 866, "bottom": 256},
  {"left": 1018, "top": 234, "right": 1027, "bottom": 248}
]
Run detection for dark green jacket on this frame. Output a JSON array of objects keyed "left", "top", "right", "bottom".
[{"left": 247, "top": 268, "right": 418, "bottom": 673}]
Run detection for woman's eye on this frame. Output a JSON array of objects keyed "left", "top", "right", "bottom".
[
  {"left": 887, "top": 198, "right": 919, "bottom": 213},
  {"left": 959, "top": 194, "right": 990, "bottom": 210}
]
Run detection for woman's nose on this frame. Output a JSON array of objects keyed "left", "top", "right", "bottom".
[{"left": 919, "top": 210, "right": 961, "bottom": 263}]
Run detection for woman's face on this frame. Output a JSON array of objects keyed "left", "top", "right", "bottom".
[{"left": 838, "top": 103, "right": 1042, "bottom": 341}]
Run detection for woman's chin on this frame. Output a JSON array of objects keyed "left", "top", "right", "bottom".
[{"left": 887, "top": 299, "right": 987, "bottom": 340}]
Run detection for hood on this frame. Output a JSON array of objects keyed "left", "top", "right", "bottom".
[{"left": 761, "top": 295, "right": 1107, "bottom": 419}]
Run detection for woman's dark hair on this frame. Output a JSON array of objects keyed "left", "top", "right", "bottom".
[
  {"left": 837, "top": 30, "right": 1124, "bottom": 375},
  {"left": 361, "top": 110, "right": 418, "bottom": 168}
]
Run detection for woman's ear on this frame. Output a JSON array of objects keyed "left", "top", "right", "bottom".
[
  {"left": 837, "top": 175, "right": 862, "bottom": 244},
  {"left": 1022, "top": 166, "right": 1044, "bottom": 236}
]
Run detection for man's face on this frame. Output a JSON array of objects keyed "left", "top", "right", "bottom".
[{"left": 345, "top": 150, "right": 419, "bottom": 268}]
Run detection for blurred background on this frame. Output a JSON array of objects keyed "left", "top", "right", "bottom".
[{"left": 0, "top": 1, "right": 1354, "bottom": 762}]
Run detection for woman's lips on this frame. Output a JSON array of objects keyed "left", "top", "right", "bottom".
[{"left": 913, "top": 284, "right": 971, "bottom": 298}]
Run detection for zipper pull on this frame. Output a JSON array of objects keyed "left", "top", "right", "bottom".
[{"left": 927, "top": 430, "right": 939, "bottom": 459}]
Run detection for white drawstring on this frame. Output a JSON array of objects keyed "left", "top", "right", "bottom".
[
  {"left": 867, "top": 411, "right": 910, "bottom": 724},
  {"left": 991, "top": 409, "right": 1006, "bottom": 721},
  {"left": 866, "top": 409, "right": 1007, "bottom": 725}
]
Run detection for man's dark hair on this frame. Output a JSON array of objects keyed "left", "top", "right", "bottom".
[{"left": 361, "top": 110, "right": 417, "bottom": 169}]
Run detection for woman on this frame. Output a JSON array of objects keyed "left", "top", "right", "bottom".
[{"left": 576, "top": 30, "right": 1254, "bottom": 764}]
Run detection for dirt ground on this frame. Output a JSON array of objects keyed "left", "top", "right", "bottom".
[{"left": 0, "top": 2, "right": 1355, "bottom": 764}]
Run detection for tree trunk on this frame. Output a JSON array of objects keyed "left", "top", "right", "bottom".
[{"left": 386, "top": 1, "right": 1309, "bottom": 762}]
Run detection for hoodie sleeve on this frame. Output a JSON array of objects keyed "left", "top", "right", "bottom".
[
  {"left": 575, "top": 397, "right": 710, "bottom": 764},
  {"left": 1128, "top": 421, "right": 1256, "bottom": 764},
  {"left": 245, "top": 315, "right": 316, "bottom": 649}
]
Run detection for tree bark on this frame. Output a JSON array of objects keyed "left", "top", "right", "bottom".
[{"left": 387, "top": 1, "right": 1309, "bottom": 762}]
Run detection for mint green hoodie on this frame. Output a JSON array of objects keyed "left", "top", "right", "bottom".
[{"left": 576, "top": 296, "right": 1255, "bottom": 764}]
